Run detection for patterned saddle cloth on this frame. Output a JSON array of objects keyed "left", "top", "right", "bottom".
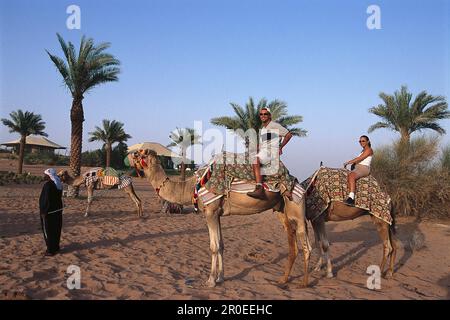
[
  {"left": 83, "top": 168, "right": 132, "bottom": 189},
  {"left": 300, "top": 167, "right": 392, "bottom": 224},
  {"left": 193, "top": 152, "right": 305, "bottom": 207}
]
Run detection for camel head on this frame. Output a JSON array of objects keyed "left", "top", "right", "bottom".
[
  {"left": 57, "top": 170, "right": 72, "bottom": 183},
  {"left": 131, "top": 149, "right": 161, "bottom": 171}
]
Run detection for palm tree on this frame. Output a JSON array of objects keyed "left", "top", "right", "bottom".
[
  {"left": 47, "top": 33, "right": 120, "bottom": 195},
  {"left": 1, "top": 110, "right": 47, "bottom": 174},
  {"left": 88, "top": 120, "right": 131, "bottom": 168},
  {"left": 167, "top": 127, "right": 201, "bottom": 180},
  {"left": 368, "top": 86, "right": 449, "bottom": 145},
  {"left": 211, "top": 97, "right": 307, "bottom": 150}
]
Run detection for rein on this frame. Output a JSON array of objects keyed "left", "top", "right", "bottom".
[{"left": 155, "top": 176, "right": 170, "bottom": 196}]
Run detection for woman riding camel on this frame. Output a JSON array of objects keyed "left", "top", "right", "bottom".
[{"left": 343, "top": 135, "right": 373, "bottom": 206}]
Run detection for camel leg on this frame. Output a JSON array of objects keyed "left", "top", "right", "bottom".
[
  {"left": 216, "top": 216, "right": 225, "bottom": 284},
  {"left": 124, "top": 184, "right": 143, "bottom": 218},
  {"left": 85, "top": 187, "right": 94, "bottom": 217},
  {"left": 285, "top": 198, "right": 311, "bottom": 287},
  {"left": 297, "top": 212, "right": 312, "bottom": 287},
  {"left": 205, "top": 207, "right": 223, "bottom": 288},
  {"left": 312, "top": 218, "right": 324, "bottom": 272},
  {"left": 277, "top": 212, "right": 298, "bottom": 284},
  {"left": 372, "top": 216, "right": 396, "bottom": 278},
  {"left": 388, "top": 225, "right": 397, "bottom": 277},
  {"left": 312, "top": 215, "right": 333, "bottom": 278}
]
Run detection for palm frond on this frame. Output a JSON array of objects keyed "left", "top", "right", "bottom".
[
  {"left": 368, "top": 122, "right": 396, "bottom": 133},
  {"left": 1, "top": 109, "right": 47, "bottom": 137},
  {"left": 288, "top": 128, "right": 308, "bottom": 137},
  {"left": 369, "top": 86, "right": 449, "bottom": 141},
  {"left": 413, "top": 122, "right": 446, "bottom": 135},
  {"left": 88, "top": 119, "right": 131, "bottom": 145},
  {"left": 211, "top": 97, "right": 306, "bottom": 141},
  {"left": 277, "top": 115, "right": 303, "bottom": 127},
  {"left": 48, "top": 33, "right": 121, "bottom": 98}
]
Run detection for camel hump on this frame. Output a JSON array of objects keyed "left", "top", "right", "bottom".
[{"left": 83, "top": 168, "right": 103, "bottom": 177}]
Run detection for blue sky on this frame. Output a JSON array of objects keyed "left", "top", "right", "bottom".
[{"left": 1, "top": 0, "right": 449, "bottom": 179}]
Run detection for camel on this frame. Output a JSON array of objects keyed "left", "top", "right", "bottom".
[
  {"left": 58, "top": 170, "right": 143, "bottom": 218},
  {"left": 310, "top": 194, "right": 397, "bottom": 279},
  {"left": 130, "top": 149, "right": 313, "bottom": 288}
]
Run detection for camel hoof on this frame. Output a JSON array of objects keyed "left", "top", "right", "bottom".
[
  {"left": 206, "top": 279, "right": 216, "bottom": 288},
  {"left": 326, "top": 272, "right": 334, "bottom": 279},
  {"left": 383, "top": 271, "right": 394, "bottom": 279},
  {"left": 278, "top": 276, "right": 288, "bottom": 285},
  {"left": 84, "top": 213, "right": 89, "bottom": 217},
  {"left": 215, "top": 276, "right": 224, "bottom": 284},
  {"left": 298, "top": 281, "right": 309, "bottom": 289}
]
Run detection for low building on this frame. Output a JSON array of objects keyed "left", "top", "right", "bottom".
[
  {"left": 127, "top": 142, "right": 186, "bottom": 169},
  {"left": 1, "top": 135, "right": 66, "bottom": 154}
]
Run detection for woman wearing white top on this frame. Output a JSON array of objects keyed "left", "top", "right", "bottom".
[{"left": 343, "top": 135, "right": 373, "bottom": 206}]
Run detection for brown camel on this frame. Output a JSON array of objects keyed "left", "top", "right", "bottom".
[
  {"left": 131, "top": 149, "right": 312, "bottom": 288},
  {"left": 58, "top": 170, "right": 143, "bottom": 218},
  {"left": 310, "top": 201, "right": 397, "bottom": 279}
]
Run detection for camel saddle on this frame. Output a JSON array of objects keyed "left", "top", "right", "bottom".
[
  {"left": 83, "top": 167, "right": 130, "bottom": 189},
  {"left": 193, "top": 152, "right": 305, "bottom": 207},
  {"left": 300, "top": 167, "right": 393, "bottom": 224}
]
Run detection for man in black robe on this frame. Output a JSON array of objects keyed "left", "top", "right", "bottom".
[{"left": 39, "top": 168, "right": 63, "bottom": 256}]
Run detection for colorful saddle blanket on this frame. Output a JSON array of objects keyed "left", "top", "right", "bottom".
[
  {"left": 195, "top": 179, "right": 306, "bottom": 206},
  {"left": 192, "top": 152, "right": 304, "bottom": 207},
  {"left": 300, "top": 167, "right": 392, "bottom": 224},
  {"left": 83, "top": 168, "right": 132, "bottom": 190},
  {"left": 195, "top": 152, "right": 296, "bottom": 194}
]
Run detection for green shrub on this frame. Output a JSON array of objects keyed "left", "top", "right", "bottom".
[
  {"left": 81, "top": 149, "right": 104, "bottom": 167},
  {"left": 0, "top": 171, "right": 44, "bottom": 185},
  {"left": 81, "top": 143, "right": 129, "bottom": 169},
  {"left": 23, "top": 153, "right": 69, "bottom": 166}
]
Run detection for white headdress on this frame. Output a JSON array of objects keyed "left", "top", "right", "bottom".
[{"left": 44, "top": 168, "right": 63, "bottom": 191}]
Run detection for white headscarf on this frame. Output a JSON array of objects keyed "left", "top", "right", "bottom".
[{"left": 44, "top": 168, "right": 63, "bottom": 191}]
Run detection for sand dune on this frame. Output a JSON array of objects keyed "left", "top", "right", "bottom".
[{"left": 0, "top": 162, "right": 449, "bottom": 299}]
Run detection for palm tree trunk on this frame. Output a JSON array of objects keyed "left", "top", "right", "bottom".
[
  {"left": 68, "top": 97, "right": 84, "bottom": 197},
  {"left": 398, "top": 129, "right": 411, "bottom": 165},
  {"left": 180, "top": 161, "right": 186, "bottom": 181},
  {"left": 180, "top": 148, "right": 187, "bottom": 181},
  {"left": 400, "top": 129, "right": 411, "bottom": 146},
  {"left": 245, "top": 136, "right": 250, "bottom": 165},
  {"left": 17, "top": 135, "right": 26, "bottom": 174},
  {"left": 106, "top": 143, "right": 111, "bottom": 168}
]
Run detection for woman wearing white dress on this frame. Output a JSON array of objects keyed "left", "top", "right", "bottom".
[{"left": 343, "top": 135, "right": 373, "bottom": 206}]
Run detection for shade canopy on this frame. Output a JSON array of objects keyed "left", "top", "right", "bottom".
[
  {"left": 127, "top": 142, "right": 181, "bottom": 158},
  {"left": 1, "top": 135, "right": 66, "bottom": 149}
]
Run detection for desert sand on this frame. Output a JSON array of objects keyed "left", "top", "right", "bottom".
[{"left": 0, "top": 160, "right": 449, "bottom": 300}]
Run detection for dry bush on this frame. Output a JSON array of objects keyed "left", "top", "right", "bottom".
[
  {"left": 371, "top": 136, "right": 450, "bottom": 218},
  {"left": 441, "top": 144, "right": 450, "bottom": 171}
]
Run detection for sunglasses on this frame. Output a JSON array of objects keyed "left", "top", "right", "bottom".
[
  {"left": 260, "top": 113, "right": 269, "bottom": 116},
  {"left": 359, "top": 140, "right": 367, "bottom": 143}
]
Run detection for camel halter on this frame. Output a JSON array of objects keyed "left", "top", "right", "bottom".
[
  {"left": 131, "top": 152, "right": 148, "bottom": 177},
  {"left": 133, "top": 153, "right": 170, "bottom": 196}
]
